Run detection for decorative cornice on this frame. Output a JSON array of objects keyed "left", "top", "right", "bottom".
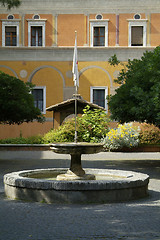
[{"left": 0, "top": 46, "right": 155, "bottom": 62}]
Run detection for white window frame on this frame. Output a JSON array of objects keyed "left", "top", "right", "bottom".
[
  {"left": 2, "top": 20, "right": 20, "bottom": 47},
  {"left": 90, "top": 86, "right": 108, "bottom": 111},
  {"left": 90, "top": 20, "right": 109, "bottom": 47},
  {"left": 32, "top": 86, "right": 46, "bottom": 114},
  {"left": 128, "top": 19, "right": 147, "bottom": 47},
  {"left": 27, "top": 20, "right": 46, "bottom": 47}
]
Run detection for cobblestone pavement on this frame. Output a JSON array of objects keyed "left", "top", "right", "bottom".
[{"left": 0, "top": 152, "right": 160, "bottom": 240}]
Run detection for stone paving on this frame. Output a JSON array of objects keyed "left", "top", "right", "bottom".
[{"left": 0, "top": 152, "right": 160, "bottom": 240}]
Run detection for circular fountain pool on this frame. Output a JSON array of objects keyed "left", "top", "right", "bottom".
[{"left": 4, "top": 168, "right": 149, "bottom": 204}]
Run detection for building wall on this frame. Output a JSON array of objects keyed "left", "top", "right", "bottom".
[
  {"left": 0, "top": 0, "right": 160, "bottom": 138},
  {"left": 57, "top": 14, "right": 86, "bottom": 46},
  {"left": 151, "top": 13, "right": 160, "bottom": 46},
  {"left": 0, "top": 60, "right": 119, "bottom": 116},
  {"left": 1, "top": 11, "right": 160, "bottom": 48}
]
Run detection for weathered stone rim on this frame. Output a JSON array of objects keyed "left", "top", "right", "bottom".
[{"left": 4, "top": 168, "right": 149, "bottom": 191}]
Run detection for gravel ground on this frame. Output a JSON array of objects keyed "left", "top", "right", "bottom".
[{"left": 0, "top": 152, "right": 160, "bottom": 240}]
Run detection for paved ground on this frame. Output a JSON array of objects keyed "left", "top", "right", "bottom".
[{"left": 0, "top": 152, "right": 160, "bottom": 240}]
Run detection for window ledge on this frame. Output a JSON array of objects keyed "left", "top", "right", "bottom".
[
  {"left": 0, "top": 19, "right": 21, "bottom": 22},
  {"left": 26, "top": 19, "right": 47, "bottom": 22},
  {"left": 127, "top": 19, "right": 148, "bottom": 22},
  {"left": 90, "top": 19, "right": 109, "bottom": 22}
]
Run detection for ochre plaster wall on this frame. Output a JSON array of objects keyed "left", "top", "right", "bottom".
[
  {"left": 57, "top": 14, "right": 85, "bottom": 46},
  {"left": 0, "top": 59, "right": 121, "bottom": 138},
  {"left": 0, "top": 122, "right": 53, "bottom": 139},
  {"left": 0, "top": 60, "right": 119, "bottom": 115},
  {"left": 151, "top": 13, "right": 160, "bottom": 46}
]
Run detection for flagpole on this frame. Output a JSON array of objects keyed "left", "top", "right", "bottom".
[
  {"left": 75, "top": 85, "right": 78, "bottom": 143},
  {"left": 72, "top": 31, "right": 78, "bottom": 143}
]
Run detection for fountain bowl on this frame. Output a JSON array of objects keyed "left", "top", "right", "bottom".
[
  {"left": 4, "top": 168, "right": 149, "bottom": 204},
  {"left": 50, "top": 142, "right": 104, "bottom": 154}
]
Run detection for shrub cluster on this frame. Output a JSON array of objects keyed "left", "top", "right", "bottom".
[
  {"left": 43, "top": 119, "right": 75, "bottom": 143},
  {"left": 139, "top": 123, "right": 160, "bottom": 145},
  {"left": 0, "top": 106, "right": 110, "bottom": 144},
  {"left": 77, "top": 106, "right": 109, "bottom": 143},
  {"left": 1, "top": 109, "right": 160, "bottom": 148},
  {"left": 43, "top": 106, "right": 110, "bottom": 143},
  {"left": 103, "top": 123, "right": 140, "bottom": 151}
]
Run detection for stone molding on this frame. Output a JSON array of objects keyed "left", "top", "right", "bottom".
[{"left": 0, "top": 47, "right": 154, "bottom": 62}]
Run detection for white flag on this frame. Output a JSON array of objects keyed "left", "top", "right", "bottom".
[{"left": 72, "top": 32, "right": 79, "bottom": 87}]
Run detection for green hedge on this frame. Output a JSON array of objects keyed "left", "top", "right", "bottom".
[{"left": 0, "top": 135, "right": 43, "bottom": 144}]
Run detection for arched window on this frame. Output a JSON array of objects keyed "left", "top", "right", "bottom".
[
  {"left": 7, "top": 15, "right": 14, "bottom": 20},
  {"left": 96, "top": 14, "right": 103, "bottom": 20},
  {"left": 33, "top": 14, "right": 40, "bottom": 20},
  {"left": 134, "top": 14, "right": 141, "bottom": 20}
]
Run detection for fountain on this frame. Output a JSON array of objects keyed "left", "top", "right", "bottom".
[
  {"left": 3, "top": 33, "right": 149, "bottom": 203},
  {"left": 4, "top": 142, "right": 149, "bottom": 204}
]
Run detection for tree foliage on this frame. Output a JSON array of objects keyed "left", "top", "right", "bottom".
[
  {"left": 108, "top": 46, "right": 160, "bottom": 128},
  {"left": 0, "top": 0, "right": 21, "bottom": 9},
  {"left": 108, "top": 54, "right": 120, "bottom": 66},
  {"left": 0, "top": 71, "right": 45, "bottom": 124}
]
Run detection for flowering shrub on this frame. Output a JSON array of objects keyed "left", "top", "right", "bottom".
[{"left": 103, "top": 123, "right": 140, "bottom": 151}]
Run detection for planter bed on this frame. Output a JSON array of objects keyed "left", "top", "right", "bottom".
[{"left": 115, "top": 145, "right": 160, "bottom": 152}]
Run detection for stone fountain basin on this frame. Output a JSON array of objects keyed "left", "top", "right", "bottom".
[
  {"left": 4, "top": 168, "right": 149, "bottom": 204},
  {"left": 50, "top": 142, "right": 104, "bottom": 154}
]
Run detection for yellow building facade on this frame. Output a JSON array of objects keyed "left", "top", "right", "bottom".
[{"left": 0, "top": 0, "right": 160, "bottom": 138}]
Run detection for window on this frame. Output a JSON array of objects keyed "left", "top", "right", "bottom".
[
  {"left": 27, "top": 20, "right": 46, "bottom": 47},
  {"left": 134, "top": 14, "right": 141, "bottom": 20},
  {"left": 5, "top": 26, "right": 17, "bottom": 46},
  {"left": 93, "top": 27, "right": 105, "bottom": 46},
  {"left": 90, "top": 87, "right": 108, "bottom": 110},
  {"left": 32, "top": 86, "right": 46, "bottom": 114},
  {"left": 33, "top": 15, "right": 40, "bottom": 20},
  {"left": 131, "top": 26, "right": 143, "bottom": 46},
  {"left": 2, "top": 20, "right": 19, "bottom": 46},
  {"left": 8, "top": 15, "right": 14, "bottom": 20},
  {"left": 128, "top": 19, "right": 147, "bottom": 47},
  {"left": 31, "top": 26, "right": 42, "bottom": 46},
  {"left": 90, "top": 20, "right": 109, "bottom": 47},
  {"left": 96, "top": 14, "right": 103, "bottom": 20}
]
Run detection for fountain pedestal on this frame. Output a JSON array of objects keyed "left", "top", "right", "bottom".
[
  {"left": 50, "top": 142, "right": 103, "bottom": 180},
  {"left": 57, "top": 153, "right": 96, "bottom": 180}
]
